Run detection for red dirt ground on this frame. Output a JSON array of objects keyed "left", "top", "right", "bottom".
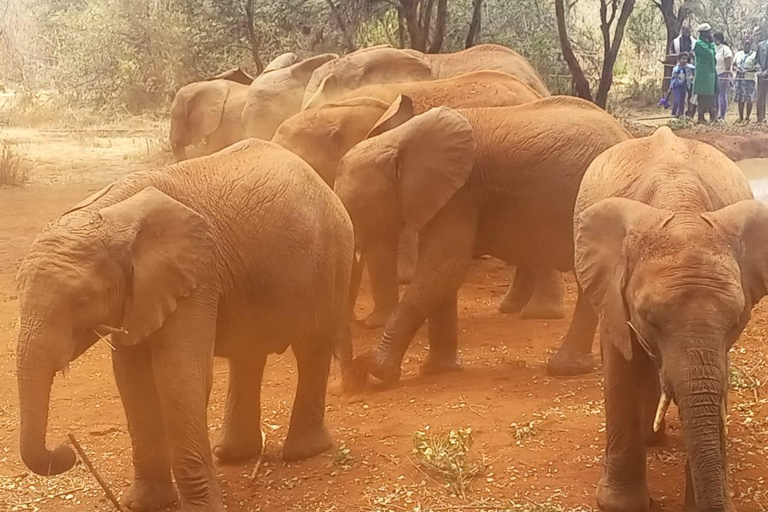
[{"left": 1, "top": 127, "right": 767, "bottom": 512}]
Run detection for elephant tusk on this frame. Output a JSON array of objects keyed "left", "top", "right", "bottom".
[
  {"left": 92, "top": 330, "right": 117, "bottom": 351},
  {"left": 653, "top": 391, "right": 671, "bottom": 433},
  {"left": 626, "top": 321, "right": 656, "bottom": 361}
]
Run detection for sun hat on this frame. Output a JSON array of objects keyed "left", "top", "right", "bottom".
[{"left": 697, "top": 23, "right": 712, "bottom": 33}]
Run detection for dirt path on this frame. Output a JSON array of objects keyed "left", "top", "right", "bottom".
[{"left": 1, "top": 123, "right": 767, "bottom": 512}]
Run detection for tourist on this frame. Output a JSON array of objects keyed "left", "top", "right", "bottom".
[
  {"left": 670, "top": 53, "right": 691, "bottom": 117},
  {"left": 733, "top": 39, "right": 760, "bottom": 123},
  {"left": 670, "top": 26, "right": 696, "bottom": 56},
  {"left": 714, "top": 32, "right": 734, "bottom": 120},
  {"left": 693, "top": 23, "right": 718, "bottom": 123},
  {"left": 757, "top": 27, "right": 768, "bottom": 123}
]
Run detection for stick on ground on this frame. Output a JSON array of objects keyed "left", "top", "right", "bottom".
[{"left": 68, "top": 434, "right": 126, "bottom": 512}]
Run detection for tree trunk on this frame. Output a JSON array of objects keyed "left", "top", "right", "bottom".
[
  {"left": 595, "top": 0, "right": 636, "bottom": 108},
  {"left": 325, "top": 0, "right": 356, "bottom": 52},
  {"left": 244, "top": 0, "right": 264, "bottom": 74},
  {"left": 554, "top": 0, "right": 593, "bottom": 101},
  {"left": 397, "top": 7, "right": 407, "bottom": 48},
  {"left": 465, "top": 0, "right": 482, "bottom": 49},
  {"left": 654, "top": 0, "right": 691, "bottom": 97},
  {"left": 427, "top": 0, "right": 447, "bottom": 53}
]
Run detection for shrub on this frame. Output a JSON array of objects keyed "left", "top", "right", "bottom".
[{"left": 0, "top": 139, "right": 29, "bottom": 187}]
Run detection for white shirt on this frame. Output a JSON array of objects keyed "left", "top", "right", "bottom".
[
  {"left": 734, "top": 50, "right": 760, "bottom": 80},
  {"left": 716, "top": 44, "right": 734, "bottom": 74},
  {"left": 670, "top": 35, "right": 696, "bottom": 55}
]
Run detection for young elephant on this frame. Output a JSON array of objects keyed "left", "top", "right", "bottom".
[
  {"left": 574, "top": 127, "right": 768, "bottom": 512},
  {"left": 16, "top": 140, "right": 353, "bottom": 512},
  {"left": 274, "top": 75, "right": 562, "bottom": 328},
  {"left": 335, "top": 96, "right": 631, "bottom": 386}
]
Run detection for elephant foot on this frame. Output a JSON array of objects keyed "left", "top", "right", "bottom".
[
  {"left": 520, "top": 301, "right": 566, "bottom": 320},
  {"left": 498, "top": 296, "right": 526, "bottom": 315},
  {"left": 341, "top": 363, "right": 369, "bottom": 394},
  {"left": 419, "top": 354, "right": 462, "bottom": 376},
  {"left": 363, "top": 308, "right": 393, "bottom": 329},
  {"left": 546, "top": 347, "right": 594, "bottom": 377},
  {"left": 123, "top": 477, "right": 177, "bottom": 512},
  {"left": 596, "top": 477, "right": 651, "bottom": 512},
  {"left": 353, "top": 350, "right": 402, "bottom": 385},
  {"left": 283, "top": 425, "right": 333, "bottom": 461},
  {"left": 213, "top": 429, "right": 263, "bottom": 463}
]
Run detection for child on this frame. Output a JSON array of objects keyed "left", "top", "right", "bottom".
[{"left": 671, "top": 53, "right": 691, "bottom": 117}]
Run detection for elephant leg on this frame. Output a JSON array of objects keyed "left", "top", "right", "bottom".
[
  {"left": 213, "top": 354, "right": 266, "bottom": 463},
  {"left": 498, "top": 267, "right": 534, "bottom": 314},
  {"left": 363, "top": 234, "right": 400, "bottom": 329},
  {"left": 546, "top": 283, "right": 597, "bottom": 376},
  {"left": 283, "top": 337, "right": 334, "bottom": 461},
  {"left": 596, "top": 338, "right": 652, "bottom": 512},
  {"left": 151, "top": 292, "right": 223, "bottom": 512},
  {"left": 113, "top": 344, "right": 178, "bottom": 512},
  {"left": 420, "top": 293, "right": 462, "bottom": 375},
  {"left": 354, "top": 206, "right": 477, "bottom": 385},
  {"left": 397, "top": 228, "right": 418, "bottom": 284},
  {"left": 520, "top": 269, "right": 566, "bottom": 320}
]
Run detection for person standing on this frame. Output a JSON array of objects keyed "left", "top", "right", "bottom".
[
  {"left": 670, "top": 26, "right": 696, "bottom": 56},
  {"left": 733, "top": 39, "right": 760, "bottom": 123},
  {"left": 693, "top": 23, "right": 718, "bottom": 123},
  {"left": 670, "top": 53, "right": 692, "bottom": 117},
  {"left": 714, "top": 32, "right": 734, "bottom": 120},
  {"left": 757, "top": 27, "right": 768, "bottom": 123}
]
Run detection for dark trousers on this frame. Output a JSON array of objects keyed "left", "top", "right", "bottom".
[
  {"left": 758, "top": 76, "right": 768, "bottom": 122},
  {"left": 697, "top": 95, "right": 717, "bottom": 123}
]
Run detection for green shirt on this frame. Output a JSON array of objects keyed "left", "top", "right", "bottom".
[{"left": 693, "top": 38, "right": 717, "bottom": 95}]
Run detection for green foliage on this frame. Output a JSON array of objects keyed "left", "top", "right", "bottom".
[{"left": 412, "top": 426, "right": 481, "bottom": 498}]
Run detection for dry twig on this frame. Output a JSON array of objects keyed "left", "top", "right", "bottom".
[{"left": 68, "top": 434, "right": 126, "bottom": 512}]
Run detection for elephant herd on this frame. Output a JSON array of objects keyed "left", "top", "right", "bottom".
[{"left": 14, "top": 43, "right": 768, "bottom": 512}]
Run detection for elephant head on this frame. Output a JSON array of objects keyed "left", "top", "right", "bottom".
[
  {"left": 575, "top": 197, "right": 768, "bottom": 511},
  {"left": 302, "top": 48, "right": 433, "bottom": 110},
  {"left": 241, "top": 53, "right": 338, "bottom": 140},
  {"left": 261, "top": 52, "right": 299, "bottom": 74},
  {"left": 271, "top": 97, "right": 391, "bottom": 186},
  {"left": 170, "top": 80, "right": 234, "bottom": 160},
  {"left": 16, "top": 186, "right": 212, "bottom": 477},
  {"left": 334, "top": 96, "right": 475, "bottom": 250}
]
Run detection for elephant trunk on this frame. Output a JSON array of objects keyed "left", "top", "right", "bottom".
[
  {"left": 172, "top": 141, "right": 187, "bottom": 161},
  {"left": 17, "top": 332, "right": 76, "bottom": 476},
  {"left": 668, "top": 346, "right": 729, "bottom": 512}
]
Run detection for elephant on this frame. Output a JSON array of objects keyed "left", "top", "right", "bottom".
[
  {"left": 169, "top": 53, "right": 298, "bottom": 160},
  {"left": 303, "top": 44, "right": 550, "bottom": 109},
  {"left": 333, "top": 95, "right": 631, "bottom": 387},
  {"left": 241, "top": 53, "right": 338, "bottom": 140},
  {"left": 405, "top": 44, "right": 550, "bottom": 96},
  {"left": 573, "top": 127, "right": 768, "bottom": 512},
  {"left": 302, "top": 47, "right": 434, "bottom": 109},
  {"left": 274, "top": 72, "right": 563, "bottom": 327},
  {"left": 15, "top": 139, "right": 353, "bottom": 512}
]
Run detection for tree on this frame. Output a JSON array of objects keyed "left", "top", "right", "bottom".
[
  {"left": 555, "top": 0, "right": 636, "bottom": 108},
  {"left": 465, "top": 0, "right": 482, "bottom": 48},
  {"left": 244, "top": 0, "right": 265, "bottom": 74},
  {"left": 398, "top": 0, "right": 449, "bottom": 52}
]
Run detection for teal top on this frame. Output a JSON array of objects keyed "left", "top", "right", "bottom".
[{"left": 693, "top": 38, "right": 717, "bottom": 95}]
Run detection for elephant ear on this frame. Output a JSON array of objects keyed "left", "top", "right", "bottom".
[
  {"left": 365, "top": 95, "right": 414, "bottom": 138},
  {"left": 303, "top": 74, "right": 337, "bottom": 110},
  {"left": 377, "top": 107, "right": 475, "bottom": 232},
  {"left": 62, "top": 183, "right": 115, "bottom": 216},
  {"left": 702, "top": 199, "right": 768, "bottom": 305},
  {"left": 291, "top": 53, "right": 338, "bottom": 82},
  {"left": 187, "top": 81, "right": 229, "bottom": 145},
  {"left": 574, "top": 198, "right": 674, "bottom": 360},
  {"left": 207, "top": 67, "right": 254, "bottom": 85},
  {"left": 262, "top": 52, "right": 299, "bottom": 74},
  {"left": 99, "top": 187, "right": 213, "bottom": 346}
]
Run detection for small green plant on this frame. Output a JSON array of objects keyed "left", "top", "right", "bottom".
[
  {"left": 411, "top": 426, "right": 481, "bottom": 498},
  {"left": 730, "top": 363, "right": 762, "bottom": 391},
  {"left": 667, "top": 116, "right": 696, "bottom": 130},
  {"left": 0, "top": 139, "right": 29, "bottom": 187},
  {"left": 333, "top": 443, "right": 352, "bottom": 466}
]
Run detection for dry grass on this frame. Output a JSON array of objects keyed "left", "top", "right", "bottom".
[{"left": 0, "top": 139, "right": 29, "bottom": 187}]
